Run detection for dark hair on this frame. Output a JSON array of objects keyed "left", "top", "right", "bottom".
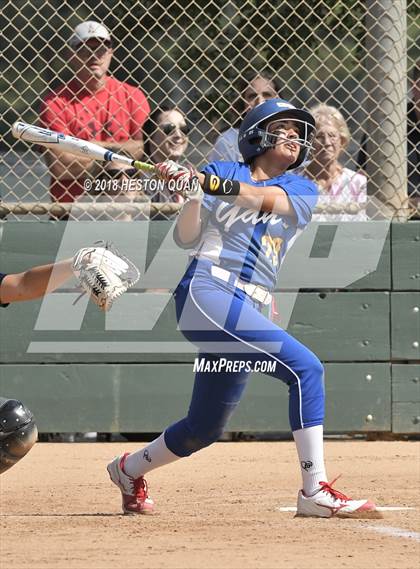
[
  {"left": 143, "top": 104, "right": 187, "bottom": 159},
  {"left": 231, "top": 69, "right": 283, "bottom": 127}
]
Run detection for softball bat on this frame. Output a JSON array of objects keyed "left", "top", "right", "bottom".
[{"left": 11, "top": 121, "right": 156, "bottom": 174}]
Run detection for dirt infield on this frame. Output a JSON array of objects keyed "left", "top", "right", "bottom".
[{"left": 0, "top": 441, "right": 419, "bottom": 569}]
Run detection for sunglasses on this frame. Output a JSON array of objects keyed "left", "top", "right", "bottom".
[
  {"left": 75, "top": 41, "right": 112, "bottom": 58},
  {"left": 159, "top": 123, "right": 190, "bottom": 136},
  {"left": 102, "top": 168, "right": 138, "bottom": 179}
]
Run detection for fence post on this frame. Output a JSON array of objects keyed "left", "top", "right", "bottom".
[{"left": 364, "top": 0, "right": 408, "bottom": 219}]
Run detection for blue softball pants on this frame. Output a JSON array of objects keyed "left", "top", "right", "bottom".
[{"left": 165, "top": 259, "right": 325, "bottom": 457}]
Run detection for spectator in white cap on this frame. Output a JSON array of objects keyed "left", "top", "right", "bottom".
[
  {"left": 68, "top": 20, "right": 112, "bottom": 49},
  {"left": 39, "top": 20, "right": 150, "bottom": 204}
]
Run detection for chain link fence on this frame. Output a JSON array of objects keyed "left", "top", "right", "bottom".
[{"left": 0, "top": 0, "right": 418, "bottom": 221}]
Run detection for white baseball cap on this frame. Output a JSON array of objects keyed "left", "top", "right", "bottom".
[{"left": 69, "top": 21, "right": 112, "bottom": 49}]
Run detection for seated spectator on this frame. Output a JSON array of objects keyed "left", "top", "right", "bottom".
[
  {"left": 299, "top": 104, "right": 368, "bottom": 221},
  {"left": 209, "top": 70, "right": 282, "bottom": 162},
  {"left": 142, "top": 105, "right": 191, "bottom": 218},
  {"left": 39, "top": 20, "right": 150, "bottom": 203},
  {"left": 70, "top": 162, "right": 147, "bottom": 221}
]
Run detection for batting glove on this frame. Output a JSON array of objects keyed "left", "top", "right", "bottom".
[{"left": 154, "top": 160, "right": 202, "bottom": 201}]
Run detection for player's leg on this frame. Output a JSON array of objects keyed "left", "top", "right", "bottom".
[
  {"left": 107, "top": 279, "right": 254, "bottom": 514},
  {"left": 108, "top": 276, "right": 377, "bottom": 517},
  {"left": 125, "top": 352, "right": 250, "bottom": 467},
  {"left": 153, "top": 278, "right": 325, "bottom": 495},
  {"left": 164, "top": 352, "right": 251, "bottom": 455},
  {"left": 162, "top": 278, "right": 324, "bottom": 474},
  {"left": 176, "top": 278, "right": 326, "bottom": 491},
  {"left": 0, "top": 398, "right": 38, "bottom": 475},
  {"left": 176, "top": 278, "right": 379, "bottom": 518},
  {"left": 107, "top": 354, "right": 250, "bottom": 514}
]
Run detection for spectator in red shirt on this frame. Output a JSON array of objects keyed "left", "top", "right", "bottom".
[{"left": 39, "top": 21, "right": 150, "bottom": 203}]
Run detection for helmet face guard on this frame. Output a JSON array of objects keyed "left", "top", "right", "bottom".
[
  {"left": 238, "top": 99, "right": 316, "bottom": 169},
  {"left": 259, "top": 117, "right": 314, "bottom": 153}
]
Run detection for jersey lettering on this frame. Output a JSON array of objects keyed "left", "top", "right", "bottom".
[{"left": 215, "top": 202, "right": 283, "bottom": 231}]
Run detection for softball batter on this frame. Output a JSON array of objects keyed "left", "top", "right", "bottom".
[{"left": 108, "top": 99, "right": 379, "bottom": 518}]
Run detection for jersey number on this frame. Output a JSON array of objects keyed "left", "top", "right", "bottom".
[{"left": 261, "top": 236, "right": 283, "bottom": 267}]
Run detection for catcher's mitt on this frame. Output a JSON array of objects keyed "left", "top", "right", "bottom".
[{"left": 72, "top": 241, "right": 140, "bottom": 311}]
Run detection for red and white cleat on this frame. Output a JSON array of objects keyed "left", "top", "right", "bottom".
[
  {"left": 107, "top": 452, "right": 154, "bottom": 515},
  {"left": 296, "top": 476, "right": 382, "bottom": 519}
]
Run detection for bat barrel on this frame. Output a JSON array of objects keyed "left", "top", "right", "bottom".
[
  {"left": 11, "top": 121, "right": 25, "bottom": 139},
  {"left": 12, "top": 121, "right": 60, "bottom": 145},
  {"left": 11, "top": 121, "right": 156, "bottom": 173}
]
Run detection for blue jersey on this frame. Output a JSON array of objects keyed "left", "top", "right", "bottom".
[
  {"left": 0, "top": 273, "right": 9, "bottom": 307},
  {"left": 193, "top": 161, "right": 318, "bottom": 290}
]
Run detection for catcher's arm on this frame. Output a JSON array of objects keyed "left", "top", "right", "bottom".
[
  {"left": 0, "top": 260, "right": 73, "bottom": 304},
  {"left": 0, "top": 244, "right": 139, "bottom": 313}
]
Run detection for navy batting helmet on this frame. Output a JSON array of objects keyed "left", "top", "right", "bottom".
[{"left": 238, "top": 98, "right": 315, "bottom": 169}]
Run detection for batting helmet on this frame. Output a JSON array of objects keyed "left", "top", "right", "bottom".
[
  {"left": 0, "top": 398, "right": 38, "bottom": 475},
  {"left": 238, "top": 98, "right": 316, "bottom": 169}
]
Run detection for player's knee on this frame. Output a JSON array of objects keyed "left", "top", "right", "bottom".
[
  {"left": 311, "top": 355, "right": 324, "bottom": 380},
  {"left": 300, "top": 351, "right": 324, "bottom": 379},
  {"left": 175, "top": 421, "right": 224, "bottom": 455},
  {"left": 165, "top": 416, "right": 227, "bottom": 456},
  {"left": 306, "top": 356, "right": 325, "bottom": 404},
  {"left": 295, "top": 352, "right": 324, "bottom": 397},
  {"left": 183, "top": 425, "right": 224, "bottom": 454},
  {"left": 198, "top": 425, "right": 225, "bottom": 447},
  {"left": 0, "top": 399, "right": 38, "bottom": 475}
]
